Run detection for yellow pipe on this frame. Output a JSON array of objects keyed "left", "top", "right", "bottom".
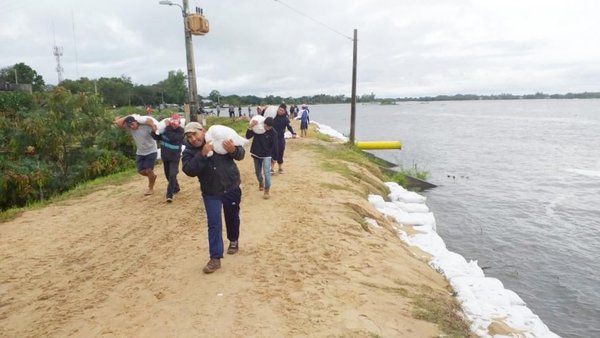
[{"left": 355, "top": 141, "right": 402, "bottom": 150}]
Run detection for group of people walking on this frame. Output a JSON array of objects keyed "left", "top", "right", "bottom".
[{"left": 114, "top": 103, "right": 308, "bottom": 274}]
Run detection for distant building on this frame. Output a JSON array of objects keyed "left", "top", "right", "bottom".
[{"left": 0, "top": 81, "right": 33, "bottom": 93}]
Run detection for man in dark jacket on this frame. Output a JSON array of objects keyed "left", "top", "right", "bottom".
[
  {"left": 272, "top": 103, "right": 297, "bottom": 174},
  {"left": 151, "top": 114, "right": 184, "bottom": 203},
  {"left": 246, "top": 117, "right": 277, "bottom": 199},
  {"left": 182, "top": 122, "right": 245, "bottom": 274}
]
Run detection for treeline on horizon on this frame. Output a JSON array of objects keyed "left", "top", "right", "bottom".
[
  {"left": 393, "top": 91, "right": 600, "bottom": 102},
  {"left": 3, "top": 62, "right": 599, "bottom": 108}
]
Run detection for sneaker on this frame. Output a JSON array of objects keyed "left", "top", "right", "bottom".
[
  {"left": 166, "top": 197, "right": 173, "bottom": 203},
  {"left": 227, "top": 241, "right": 239, "bottom": 255},
  {"left": 202, "top": 259, "right": 221, "bottom": 274},
  {"left": 278, "top": 168, "right": 284, "bottom": 174},
  {"left": 263, "top": 189, "right": 270, "bottom": 200},
  {"left": 259, "top": 181, "right": 264, "bottom": 191}
]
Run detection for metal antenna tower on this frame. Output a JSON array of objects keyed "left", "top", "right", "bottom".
[{"left": 53, "top": 45, "right": 64, "bottom": 83}]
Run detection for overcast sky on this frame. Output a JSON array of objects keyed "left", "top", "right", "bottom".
[{"left": 1, "top": 0, "right": 599, "bottom": 98}]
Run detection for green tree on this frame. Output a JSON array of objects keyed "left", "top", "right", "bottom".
[
  {"left": 60, "top": 77, "right": 96, "bottom": 94},
  {"left": 97, "top": 76, "right": 134, "bottom": 106},
  {"left": 0, "top": 88, "right": 134, "bottom": 210},
  {"left": 157, "top": 70, "right": 186, "bottom": 104},
  {"left": 0, "top": 63, "right": 46, "bottom": 92},
  {"left": 208, "top": 90, "right": 221, "bottom": 104}
]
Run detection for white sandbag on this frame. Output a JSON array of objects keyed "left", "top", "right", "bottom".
[
  {"left": 250, "top": 115, "right": 266, "bottom": 134},
  {"left": 131, "top": 114, "right": 159, "bottom": 130},
  {"left": 156, "top": 117, "right": 185, "bottom": 135},
  {"left": 156, "top": 118, "right": 168, "bottom": 135},
  {"left": 263, "top": 105, "right": 278, "bottom": 119},
  {"left": 204, "top": 125, "right": 249, "bottom": 156}
]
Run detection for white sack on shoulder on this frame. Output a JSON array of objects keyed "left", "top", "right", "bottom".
[
  {"left": 263, "top": 105, "right": 278, "bottom": 119},
  {"left": 205, "top": 125, "right": 249, "bottom": 155},
  {"left": 133, "top": 114, "right": 158, "bottom": 125},
  {"left": 250, "top": 115, "right": 266, "bottom": 134},
  {"left": 156, "top": 118, "right": 169, "bottom": 135}
]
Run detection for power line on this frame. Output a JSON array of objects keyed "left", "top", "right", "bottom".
[{"left": 272, "top": 0, "right": 353, "bottom": 41}]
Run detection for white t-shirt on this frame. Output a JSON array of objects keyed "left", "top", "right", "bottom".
[{"left": 128, "top": 115, "right": 158, "bottom": 155}]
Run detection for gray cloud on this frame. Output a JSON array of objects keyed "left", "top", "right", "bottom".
[{"left": 1, "top": 0, "right": 599, "bottom": 98}]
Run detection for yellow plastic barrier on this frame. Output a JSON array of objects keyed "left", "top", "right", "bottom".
[{"left": 355, "top": 141, "right": 402, "bottom": 150}]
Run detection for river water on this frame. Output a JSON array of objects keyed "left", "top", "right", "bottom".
[{"left": 308, "top": 100, "right": 600, "bottom": 338}]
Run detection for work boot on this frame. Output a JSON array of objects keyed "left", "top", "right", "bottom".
[
  {"left": 202, "top": 259, "right": 221, "bottom": 274},
  {"left": 227, "top": 241, "right": 239, "bottom": 255},
  {"left": 263, "top": 188, "right": 270, "bottom": 200},
  {"left": 259, "top": 181, "right": 264, "bottom": 191}
]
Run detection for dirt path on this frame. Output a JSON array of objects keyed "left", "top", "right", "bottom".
[{"left": 1, "top": 123, "right": 456, "bottom": 337}]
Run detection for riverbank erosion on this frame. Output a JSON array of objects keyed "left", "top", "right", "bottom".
[{"left": 0, "top": 130, "right": 472, "bottom": 337}]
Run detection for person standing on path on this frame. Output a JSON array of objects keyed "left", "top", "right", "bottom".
[
  {"left": 246, "top": 117, "right": 277, "bottom": 199},
  {"left": 114, "top": 114, "right": 158, "bottom": 196},
  {"left": 181, "top": 122, "right": 246, "bottom": 274},
  {"left": 151, "top": 114, "right": 184, "bottom": 203},
  {"left": 299, "top": 104, "right": 310, "bottom": 138},
  {"left": 271, "top": 103, "right": 296, "bottom": 174}
]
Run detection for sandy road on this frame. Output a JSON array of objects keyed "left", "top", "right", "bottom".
[{"left": 1, "top": 126, "right": 454, "bottom": 337}]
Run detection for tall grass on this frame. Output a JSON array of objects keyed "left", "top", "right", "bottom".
[{"left": 387, "top": 163, "right": 429, "bottom": 189}]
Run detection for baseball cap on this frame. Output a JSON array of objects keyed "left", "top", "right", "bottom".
[{"left": 184, "top": 121, "right": 204, "bottom": 134}]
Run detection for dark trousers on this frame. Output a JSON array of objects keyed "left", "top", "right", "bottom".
[
  {"left": 273, "top": 138, "right": 286, "bottom": 164},
  {"left": 163, "top": 159, "right": 180, "bottom": 198},
  {"left": 202, "top": 186, "right": 241, "bottom": 259}
]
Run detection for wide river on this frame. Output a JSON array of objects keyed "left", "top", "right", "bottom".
[{"left": 308, "top": 100, "right": 600, "bottom": 338}]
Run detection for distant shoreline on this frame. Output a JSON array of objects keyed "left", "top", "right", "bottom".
[{"left": 390, "top": 91, "right": 600, "bottom": 102}]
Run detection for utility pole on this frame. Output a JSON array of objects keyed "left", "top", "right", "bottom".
[
  {"left": 349, "top": 29, "right": 358, "bottom": 144},
  {"left": 182, "top": 0, "right": 199, "bottom": 121},
  {"left": 160, "top": 0, "right": 207, "bottom": 122},
  {"left": 160, "top": 0, "right": 200, "bottom": 122}
]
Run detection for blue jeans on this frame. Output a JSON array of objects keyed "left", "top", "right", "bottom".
[
  {"left": 202, "top": 186, "right": 242, "bottom": 259},
  {"left": 253, "top": 156, "right": 272, "bottom": 189}
]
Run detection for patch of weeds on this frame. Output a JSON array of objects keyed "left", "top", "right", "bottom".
[
  {"left": 362, "top": 281, "right": 472, "bottom": 337},
  {"left": 411, "top": 292, "right": 472, "bottom": 337},
  {"left": 361, "top": 281, "right": 410, "bottom": 297},
  {"left": 386, "top": 163, "right": 430, "bottom": 190}
]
